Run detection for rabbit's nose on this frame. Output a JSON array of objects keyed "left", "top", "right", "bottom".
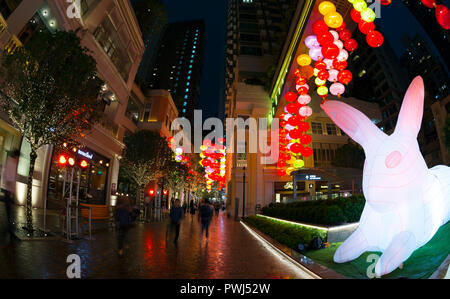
[{"left": 385, "top": 151, "right": 402, "bottom": 168}]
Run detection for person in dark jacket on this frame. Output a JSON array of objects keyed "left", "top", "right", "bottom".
[
  {"left": 115, "top": 196, "right": 136, "bottom": 257},
  {"left": 168, "top": 199, "right": 183, "bottom": 243},
  {"left": 198, "top": 198, "right": 213, "bottom": 241}
]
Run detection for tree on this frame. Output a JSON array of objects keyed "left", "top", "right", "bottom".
[
  {"left": 120, "top": 130, "right": 173, "bottom": 216},
  {"left": 165, "top": 160, "right": 187, "bottom": 198},
  {"left": 331, "top": 142, "right": 365, "bottom": 169},
  {"left": 0, "top": 29, "right": 103, "bottom": 232}
]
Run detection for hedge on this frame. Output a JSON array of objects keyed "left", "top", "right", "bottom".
[
  {"left": 243, "top": 215, "right": 327, "bottom": 249},
  {"left": 261, "top": 195, "right": 365, "bottom": 226}
]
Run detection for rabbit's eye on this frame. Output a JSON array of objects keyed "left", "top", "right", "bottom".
[{"left": 385, "top": 151, "right": 402, "bottom": 168}]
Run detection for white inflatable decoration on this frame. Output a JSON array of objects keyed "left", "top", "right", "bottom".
[{"left": 321, "top": 77, "right": 450, "bottom": 277}]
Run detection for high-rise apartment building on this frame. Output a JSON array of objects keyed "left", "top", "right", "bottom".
[
  {"left": 401, "top": 34, "right": 450, "bottom": 166},
  {"left": 402, "top": 0, "right": 450, "bottom": 70},
  {"left": 148, "top": 20, "right": 205, "bottom": 122},
  {"left": 131, "top": 0, "right": 167, "bottom": 87}
]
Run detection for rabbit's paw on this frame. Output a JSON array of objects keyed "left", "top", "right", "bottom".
[
  {"left": 334, "top": 228, "right": 369, "bottom": 263},
  {"left": 375, "top": 231, "right": 416, "bottom": 277}
]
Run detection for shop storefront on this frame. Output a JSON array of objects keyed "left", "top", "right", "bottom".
[{"left": 47, "top": 147, "right": 111, "bottom": 207}]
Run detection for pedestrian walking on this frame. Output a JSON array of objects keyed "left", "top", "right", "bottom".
[
  {"left": 198, "top": 198, "right": 213, "bottom": 241},
  {"left": 189, "top": 200, "right": 196, "bottom": 218},
  {"left": 115, "top": 196, "right": 138, "bottom": 257},
  {"left": 1, "top": 149, "right": 19, "bottom": 241},
  {"left": 168, "top": 199, "right": 183, "bottom": 243},
  {"left": 214, "top": 202, "right": 220, "bottom": 216}
]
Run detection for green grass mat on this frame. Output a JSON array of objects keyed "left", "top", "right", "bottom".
[{"left": 303, "top": 221, "right": 450, "bottom": 279}]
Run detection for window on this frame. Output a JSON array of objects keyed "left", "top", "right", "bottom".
[
  {"left": 0, "top": 0, "right": 23, "bottom": 20},
  {"left": 311, "top": 122, "right": 323, "bottom": 135},
  {"left": 125, "top": 94, "right": 142, "bottom": 124},
  {"left": 80, "top": 0, "right": 100, "bottom": 17},
  {"left": 326, "top": 123, "right": 337, "bottom": 135},
  {"left": 143, "top": 103, "right": 152, "bottom": 122},
  {"left": 94, "top": 17, "right": 132, "bottom": 81}
]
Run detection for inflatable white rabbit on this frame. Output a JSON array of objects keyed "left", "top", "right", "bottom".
[{"left": 321, "top": 76, "right": 450, "bottom": 277}]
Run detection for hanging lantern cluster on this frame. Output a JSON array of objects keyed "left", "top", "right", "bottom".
[
  {"left": 276, "top": 86, "right": 314, "bottom": 177},
  {"left": 300, "top": 2, "right": 356, "bottom": 99},
  {"left": 168, "top": 136, "right": 190, "bottom": 164},
  {"left": 419, "top": 0, "right": 449, "bottom": 30},
  {"left": 199, "top": 138, "right": 226, "bottom": 192},
  {"left": 347, "top": 0, "right": 384, "bottom": 48}
]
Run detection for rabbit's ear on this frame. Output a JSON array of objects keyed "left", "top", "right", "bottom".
[
  {"left": 394, "top": 76, "right": 424, "bottom": 138},
  {"left": 321, "top": 100, "right": 386, "bottom": 150}
]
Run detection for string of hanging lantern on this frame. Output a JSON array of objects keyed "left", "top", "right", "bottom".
[
  {"left": 199, "top": 138, "right": 226, "bottom": 192},
  {"left": 276, "top": 1, "right": 362, "bottom": 177}
]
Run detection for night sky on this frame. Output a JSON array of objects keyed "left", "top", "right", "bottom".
[
  {"left": 161, "top": 0, "right": 227, "bottom": 120},
  {"left": 159, "top": 0, "right": 449, "bottom": 119},
  {"left": 377, "top": 0, "right": 449, "bottom": 72}
]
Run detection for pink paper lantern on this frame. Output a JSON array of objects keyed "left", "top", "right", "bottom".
[
  {"left": 305, "top": 35, "right": 320, "bottom": 48},
  {"left": 328, "top": 69, "right": 339, "bottom": 82},
  {"left": 323, "top": 58, "right": 334, "bottom": 69},
  {"left": 330, "top": 82, "right": 346, "bottom": 96},
  {"left": 337, "top": 49, "right": 349, "bottom": 61},
  {"left": 334, "top": 40, "right": 344, "bottom": 49},
  {"left": 299, "top": 106, "right": 313, "bottom": 117},
  {"left": 298, "top": 94, "right": 311, "bottom": 105},
  {"left": 309, "top": 47, "right": 323, "bottom": 61}
]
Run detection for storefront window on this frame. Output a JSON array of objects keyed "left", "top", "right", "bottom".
[{"left": 48, "top": 148, "right": 110, "bottom": 206}]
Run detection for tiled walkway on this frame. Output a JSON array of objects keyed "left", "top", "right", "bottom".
[{"left": 0, "top": 204, "right": 312, "bottom": 279}]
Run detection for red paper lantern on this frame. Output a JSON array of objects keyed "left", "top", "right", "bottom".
[
  {"left": 344, "top": 39, "right": 358, "bottom": 52},
  {"left": 317, "top": 32, "right": 334, "bottom": 46},
  {"left": 296, "top": 76, "right": 307, "bottom": 85},
  {"left": 336, "top": 23, "right": 347, "bottom": 31},
  {"left": 300, "top": 135, "right": 312, "bottom": 145},
  {"left": 293, "top": 68, "right": 301, "bottom": 77},
  {"left": 333, "top": 60, "right": 347, "bottom": 71},
  {"left": 337, "top": 70, "right": 353, "bottom": 84},
  {"left": 350, "top": 9, "right": 361, "bottom": 23},
  {"left": 286, "top": 103, "right": 299, "bottom": 115},
  {"left": 299, "top": 65, "right": 314, "bottom": 79},
  {"left": 315, "top": 61, "right": 327, "bottom": 70},
  {"left": 313, "top": 20, "right": 329, "bottom": 35},
  {"left": 277, "top": 160, "right": 286, "bottom": 168},
  {"left": 339, "top": 29, "right": 352, "bottom": 41},
  {"left": 321, "top": 43, "right": 340, "bottom": 59},
  {"left": 436, "top": 5, "right": 450, "bottom": 30},
  {"left": 318, "top": 69, "right": 329, "bottom": 80},
  {"left": 366, "top": 30, "right": 384, "bottom": 48},
  {"left": 284, "top": 92, "right": 297, "bottom": 102},
  {"left": 298, "top": 122, "right": 310, "bottom": 132},
  {"left": 297, "top": 85, "right": 309, "bottom": 95},
  {"left": 420, "top": 0, "right": 436, "bottom": 8},
  {"left": 359, "top": 21, "right": 375, "bottom": 34},
  {"left": 290, "top": 143, "right": 303, "bottom": 154},
  {"left": 301, "top": 147, "right": 313, "bottom": 157},
  {"left": 289, "top": 129, "right": 301, "bottom": 139},
  {"left": 378, "top": 0, "right": 392, "bottom": 5},
  {"left": 277, "top": 169, "right": 286, "bottom": 176}
]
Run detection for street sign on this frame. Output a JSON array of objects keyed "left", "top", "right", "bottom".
[{"left": 295, "top": 173, "right": 322, "bottom": 180}]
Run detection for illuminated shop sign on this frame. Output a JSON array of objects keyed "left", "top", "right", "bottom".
[{"left": 77, "top": 149, "right": 94, "bottom": 160}]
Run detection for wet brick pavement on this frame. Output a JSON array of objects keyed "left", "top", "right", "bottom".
[{"left": 0, "top": 203, "right": 311, "bottom": 279}]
